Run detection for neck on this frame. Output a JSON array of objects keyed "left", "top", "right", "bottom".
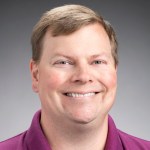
[{"left": 41, "top": 111, "right": 108, "bottom": 150}]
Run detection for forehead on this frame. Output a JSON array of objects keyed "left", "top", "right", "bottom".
[{"left": 42, "top": 23, "right": 111, "bottom": 57}]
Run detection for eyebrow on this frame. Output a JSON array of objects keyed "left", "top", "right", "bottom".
[
  {"left": 51, "top": 52, "right": 111, "bottom": 60},
  {"left": 91, "top": 54, "right": 110, "bottom": 58},
  {"left": 51, "top": 53, "right": 73, "bottom": 60}
]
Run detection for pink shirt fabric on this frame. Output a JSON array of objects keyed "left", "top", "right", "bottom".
[{"left": 0, "top": 110, "right": 150, "bottom": 150}]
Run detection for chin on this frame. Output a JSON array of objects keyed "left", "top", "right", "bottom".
[
  {"left": 72, "top": 117, "right": 96, "bottom": 125},
  {"left": 68, "top": 109, "right": 99, "bottom": 125}
]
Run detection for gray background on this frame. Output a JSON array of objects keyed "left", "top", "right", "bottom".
[{"left": 0, "top": 0, "right": 150, "bottom": 141}]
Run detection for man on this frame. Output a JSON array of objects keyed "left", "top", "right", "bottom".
[{"left": 0, "top": 4, "right": 150, "bottom": 150}]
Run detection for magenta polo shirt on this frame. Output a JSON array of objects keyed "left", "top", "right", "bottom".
[{"left": 0, "top": 110, "right": 150, "bottom": 150}]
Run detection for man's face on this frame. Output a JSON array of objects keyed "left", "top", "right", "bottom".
[{"left": 30, "top": 23, "right": 117, "bottom": 125}]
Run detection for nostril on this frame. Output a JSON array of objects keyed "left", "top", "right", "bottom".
[
  {"left": 73, "top": 78, "right": 93, "bottom": 84},
  {"left": 71, "top": 73, "right": 93, "bottom": 83},
  {"left": 70, "top": 66, "right": 94, "bottom": 83}
]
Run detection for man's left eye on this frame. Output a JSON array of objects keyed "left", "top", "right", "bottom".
[
  {"left": 58, "top": 61, "right": 70, "bottom": 64},
  {"left": 92, "top": 60, "right": 106, "bottom": 65}
]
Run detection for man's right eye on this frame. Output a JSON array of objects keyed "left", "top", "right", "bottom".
[{"left": 54, "top": 60, "right": 73, "bottom": 65}]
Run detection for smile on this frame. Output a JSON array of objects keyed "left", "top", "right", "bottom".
[{"left": 64, "top": 92, "right": 99, "bottom": 98}]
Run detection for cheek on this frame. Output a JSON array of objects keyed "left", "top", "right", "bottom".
[
  {"left": 99, "top": 68, "right": 117, "bottom": 89},
  {"left": 106, "top": 72, "right": 117, "bottom": 88},
  {"left": 39, "top": 69, "right": 66, "bottom": 91}
]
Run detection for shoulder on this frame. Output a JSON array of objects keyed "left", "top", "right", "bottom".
[
  {"left": 0, "top": 132, "right": 26, "bottom": 150},
  {"left": 118, "top": 129, "right": 150, "bottom": 149}
]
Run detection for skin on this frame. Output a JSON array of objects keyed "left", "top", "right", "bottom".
[{"left": 30, "top": 23, "right": 117, "bottom": 150}]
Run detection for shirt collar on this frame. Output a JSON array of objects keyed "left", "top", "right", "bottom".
[
  {"left": 25, "top": 110, "right": 51, "bottom": 150},
  {"left": 25, "top": 111, "right": 123, "bottom": 150},
  {"left": 104, "top": 115, "right": 123, "bottom": 150}
]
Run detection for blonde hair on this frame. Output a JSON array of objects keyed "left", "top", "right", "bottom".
[{"left": 31, "top": 4, "right": 118, "bottom": 66}]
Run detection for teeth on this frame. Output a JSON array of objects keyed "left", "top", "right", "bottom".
[{"left": 66, "top": 92, "right": 95, "bottom": 98}]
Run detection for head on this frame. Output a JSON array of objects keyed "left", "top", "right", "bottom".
[
  {"left": 30, "top": 4, "right": 118, "bottom": 126},
  {"left": 31, "top": 4, "right": 118, "bottom": 66}
]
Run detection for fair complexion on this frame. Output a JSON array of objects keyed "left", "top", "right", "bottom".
[{"left": 30, "top": 23, "right": 117, "bottom": 150}]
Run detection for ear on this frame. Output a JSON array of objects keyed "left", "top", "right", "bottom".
[
  {"left": 30, "top": 59, "right": 39, "bottom": 93},
  {"left": 115, "top": 65, "right": 118, "bottom": 72}
]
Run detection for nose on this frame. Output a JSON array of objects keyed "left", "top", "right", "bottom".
[{"left": 71, "top": 64, "right": 93, "bottom": 84}]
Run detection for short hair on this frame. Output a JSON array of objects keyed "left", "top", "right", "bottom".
[{"left": 31, "top": 4, "right": 118, "bottom": 66}]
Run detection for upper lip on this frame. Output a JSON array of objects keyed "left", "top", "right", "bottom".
[{"left": 63, "top": 91, "right": 101, "bottom": 94}]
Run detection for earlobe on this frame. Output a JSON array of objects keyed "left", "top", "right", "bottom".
[
  {"left": 115, "top": 65, "right": 118, "bottom": 72},
  {"left": 30, "top": 59, "right": 39, "bottom": 93}
]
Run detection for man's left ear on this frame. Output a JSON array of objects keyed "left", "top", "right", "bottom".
[
  {"left": 115, "top": 65, "right": 118, "bottom": 72},
  {"left": 29, "top": 59, "right": 39, "bottom": 93}
]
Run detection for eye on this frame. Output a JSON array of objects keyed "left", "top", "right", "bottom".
[
  {"left": 92, "top": 60, "right": 107, "bottom": 65},
  {"left": 57, "top": 61, "right": 69, "bottom": 65},
  {"left": 54, "top": 60, "right": 73, "bottom": 65}
]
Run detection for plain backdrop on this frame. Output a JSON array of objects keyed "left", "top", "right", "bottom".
[{"left": 0, "top": 0, "right": 150, "bottom": 141}]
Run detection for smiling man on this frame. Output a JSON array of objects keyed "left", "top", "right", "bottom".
[{"left": 0, "top": 4, "right": 150, "bottom": 150}]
